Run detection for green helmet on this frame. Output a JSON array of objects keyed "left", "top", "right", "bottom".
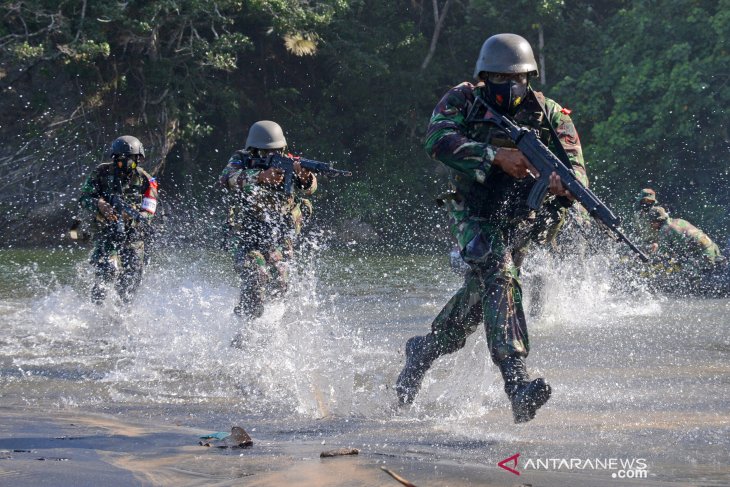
[
  {"left": 110, "top": 135, "right": 145, "bottom": 158},
  {"left": 473, "top": 33, "right": 538, "bottom": 79},
  {"left": 636, "top": 188, "right": 657, "bottom": 204},
  {"left": 245, "top": 121, "right": 287, "bottom": 150},
  {"left": 648, "top": 206, "right": 669, "bottom": 223}
]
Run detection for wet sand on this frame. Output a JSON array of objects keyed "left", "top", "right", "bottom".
[{"left": 0, "top": 406, "right": 711, "bottom": 487}]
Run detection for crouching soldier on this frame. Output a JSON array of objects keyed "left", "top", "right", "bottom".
[{"left": 646, "top": 206, "right": 724, "bottom": 291}]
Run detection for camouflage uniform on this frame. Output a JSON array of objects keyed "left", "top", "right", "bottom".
[
  {"left": 653, "top": 214, "right": 723, "bottom": 278},
  {"left": 79, "top": 163, "right": 157, "bottom": 303},
  {"left": 422, "top": 82, "right": 587, "bottom": 365},
  {"left": 632, "top": 188, "right": 659, "bottom": 246},
  {"left": 220, "top": 150, "right": 316, "bottom": 317}
]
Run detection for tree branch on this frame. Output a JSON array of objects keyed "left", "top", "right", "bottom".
[
  {"left": 73, "top": 0, "right": 87, "bottom": 43},
  {"left": 420, "top": 0, "right": 452, "bottom": 71}
]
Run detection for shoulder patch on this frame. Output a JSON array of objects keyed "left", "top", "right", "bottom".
[{"left": 560, "top": 107, "right": 572, "bottom": 115}]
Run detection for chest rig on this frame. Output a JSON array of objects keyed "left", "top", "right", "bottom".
[
  {"left": 225, "top": 151, "right": 302, "bottom": 248},
  {"left": 453, "top": 87, "right": 554, "bottom": 223},
  {"left": 100, "top": 165, "right": 147, "bottom": 210}
]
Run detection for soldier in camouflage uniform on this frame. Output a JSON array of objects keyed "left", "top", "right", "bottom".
[
  {"left": 646, "top": 206, "right": 724, "bottom": 281},
  {"left": 396, "top": 34, "right": 588, "bottom": 423},
  {"left": 632, "top": 188, "right": 659, "bottom": 246},
  {"left": 79, "top": 136, "right": 158, "bottom": 304},
  {"left": 220, "top": 121, "right": 315, "bottom": 320}
]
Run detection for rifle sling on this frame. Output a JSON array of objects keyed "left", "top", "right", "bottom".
[
  {"left": 531, "top": 90, "right": 574, "bottom": 170},
  {"left": 467, "top": 92, "right": 573, "bottom": 170}
]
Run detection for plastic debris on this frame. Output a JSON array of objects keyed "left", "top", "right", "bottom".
[
  {"left": 199, "top": 431, "right": 231, "bottom": 441},
  {"left": 199, "top": 426, "right": 253, "bottom": 448}
]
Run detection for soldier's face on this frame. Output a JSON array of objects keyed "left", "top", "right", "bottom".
[
  {"left": 116, "top": 155, "right": 142, "bottom": 172},
  {"left": 485, "top": 72, "right": 529, "bottom": 112},
  {"left": 487, "top": 72, "right": 528, "bottom": 85},
  {"left": 639, "top": 199, "right": 654, "bottom": 209}
]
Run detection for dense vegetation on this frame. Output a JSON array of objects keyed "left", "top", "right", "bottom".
[{"left": 0, "top": 0, "right": 727, "bottom": 247}]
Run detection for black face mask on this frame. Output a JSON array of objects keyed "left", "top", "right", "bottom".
[
  {"left": 486, "top": 79, "right": 528, "bottom": 114},
  {"left": 115, "top": 156, "right": 139, "bottom": 172}
]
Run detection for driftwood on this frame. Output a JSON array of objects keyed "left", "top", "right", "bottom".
[
  {"left": 381, "top": 466, "right": 417, "bottom": 487},
  {"left": 319, "top": 447, "right": 359, "bottom": 458}
]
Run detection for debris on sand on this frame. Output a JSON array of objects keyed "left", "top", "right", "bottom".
[
  {"left": 319, "top": 447, "right": 359, "bottom": 458},
  {"left": 199, "top": 426, "right": 253, "bottom": 448},
  {"left": 381, "top": 466, "right": 417, "bottom": 487}
]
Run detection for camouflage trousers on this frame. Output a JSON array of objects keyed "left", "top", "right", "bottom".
[
  {"left": 231, "top": 239, "right": 291, "bottom": 318},
  {"left": 431, "top": 213, "right": 533, "bottom": 365},
  {"left": 90, "top": 230, "right": 146, "bottom": 304}
]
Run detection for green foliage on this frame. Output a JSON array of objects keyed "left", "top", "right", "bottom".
[
  {"left": 9, "top": 42, "right": 45, "bottom": 61},
  {"left": 558, "top": 0, "right": 728, "bottom": 233},
  {"left": 0, "top": 0, "right": 728, "bottom": 244}
]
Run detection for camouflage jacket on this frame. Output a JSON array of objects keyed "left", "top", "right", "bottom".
[
  {"left": 633, "top": 202, "right": 659, "bottom": 246},
  {"left": 656, "top": 217, "right": 722, "bottom": 269},
  {"left": 79, "top": 163, "right": 156, "bottom": 225},
  {"left": 219, "top": 150, "right": 317, "bottom": 238},
  {"left": 425, "top": 82, "right": 587, "bottom": 225}
]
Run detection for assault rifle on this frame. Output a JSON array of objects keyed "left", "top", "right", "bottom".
[
  {"left": 240, "top": 152, "right": 352, "bottom": 195},
  {"left": 109, "top": 195, "right": 156, "bottom": 237},
  {"left": 467, "top": 97, "right": 648, "bottom": 262}
]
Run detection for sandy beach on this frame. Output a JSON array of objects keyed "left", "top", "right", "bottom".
[{"left": 0, "top": 405, "right": 721, "bottom": 487}]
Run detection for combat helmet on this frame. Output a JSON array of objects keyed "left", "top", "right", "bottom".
[
  {"left": 110, "top": 135, "right": 145, "bottom": 159},
  {"left": 636, "top": 188, "right": 657, "bottom": 204},
  {"left": 245, "top": 121, "right": 287, "bottom": 150},
  {"left": 474, "top": 33, "right": 538, "bottom": 79}
]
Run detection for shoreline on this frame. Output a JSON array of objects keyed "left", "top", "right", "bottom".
[{"left": 0, "top": 406, "right": 714, "bottom": 486}]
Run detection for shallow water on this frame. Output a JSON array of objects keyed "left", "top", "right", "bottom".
[{"left": 0, "top": 245, "right": 728, "bottom": 484}]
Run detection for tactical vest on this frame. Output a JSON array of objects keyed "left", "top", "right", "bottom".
[
  {"left": 95, "top": 164, "right": 152, "bottom": 214},
  {"left": 453, "top": 88, "right": 558, "bottom": 223},
  {"left": 224, "top": 151, "right": 311, "bottom": 239}
]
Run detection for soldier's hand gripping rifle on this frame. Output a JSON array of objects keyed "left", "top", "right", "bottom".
[
  {"left": 109, "top": 195, "right": 156, "bottom": 238},
  {"left": 468, "top": 97, "right": 648, "bottom": 262},
  {"left": 244, "top": 153, "right": 352, "bottom": 195}
]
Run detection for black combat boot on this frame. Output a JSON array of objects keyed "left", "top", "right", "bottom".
[
  {"left": 90, "top": 282, "right": 107, "bottom": 305},
  {"left": 395, "top": 334, "right": 440, "bottom": 405},
  {"left": 231, "top": 292, "right": 264, "bottom": 348},
  {"left": 91, "top": 262, "right": 115, "bottom": 305},
  {"left": 499, "top": 355, "right": 551, "bottom": 423},
  {"left": 233, "top": 291, "right": 264, "bottom": 319}
]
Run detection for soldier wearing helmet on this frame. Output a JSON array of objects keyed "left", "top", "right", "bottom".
[
  {"left": 396, "top": 33, "right": 589, "bottom": 423},
  {"left": 645, "top": 206, "right": 723, "bottom": 282},
  {"left": 219, "top": 121, "right": 316, "bottom": 327},
  {"left": 78, "top": 135, "right": 159, "bottom": 304},
  {"left": 632, "top": 187, "right": 660, "bottom": 245}
]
